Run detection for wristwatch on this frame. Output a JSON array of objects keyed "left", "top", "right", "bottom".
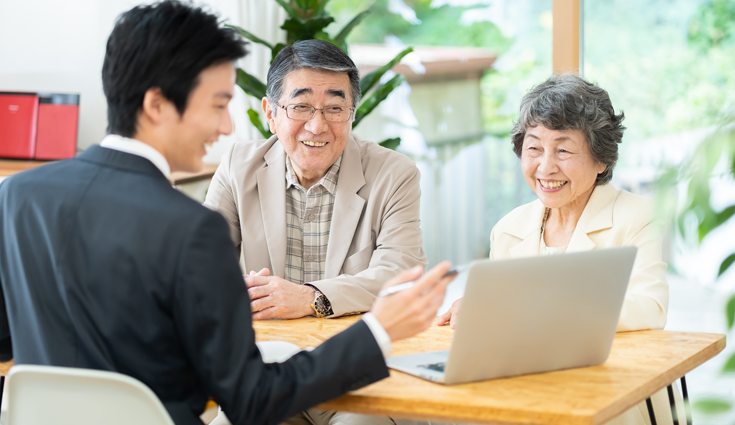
[{"left": 307, "top": 285, "right": 333, "bottom": 318}]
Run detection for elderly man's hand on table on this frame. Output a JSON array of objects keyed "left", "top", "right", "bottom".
[
  {"left": 371, "top": 261, "right": 455, "bottom": 341},
  {"left": 245, "top": 269, "right": 316, "bottom": 320}
]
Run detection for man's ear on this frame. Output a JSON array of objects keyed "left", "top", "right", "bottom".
[
  {"left": 140, "top": 87, "right": 172, "bottom": 126},
  {"left": 262, "top": 97, "right": 276, "bottom": 134}
]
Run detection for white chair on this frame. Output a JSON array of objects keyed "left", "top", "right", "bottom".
[{"left": 5, "top": 364, "right": 175, "bottom": 425}]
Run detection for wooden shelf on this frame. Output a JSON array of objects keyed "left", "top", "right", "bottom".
[
  {"left": 0, "top": 159, "right": 53, "bottom": 177},
  {"left": 170, "top": 163, "right": 219, "bottom": 185},
  {"left": 0, "top": 158, "right": 218, "bottom": 186}
]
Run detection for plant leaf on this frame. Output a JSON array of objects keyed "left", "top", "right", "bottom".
[
  {"left": 360, "top": 47, "right": 414, "bottom": 95},
  {"left": 247, "top": 108, "right": 271, "bottom": 139},
  {"left": 726, "top": 292, "right": 735, "bottom": 329},
  {"left": 716, "top": 205, "right": 735, "bottom": 227},
  {"left": 226, "top": 24, "right": 273, "bottom": 50},
  {"left": 282, "top": 16, "right": 335, "bottom": 45},
  {"left": 270, "top": 43, "right": 287, "bottom": 64},
  {"left": 693, "top": 398, "right": 733, "bottom": 414},
  {"left": 378, "top": 137, "right": 401, "bottom": 151},
  {"left": 314, "top": 32, "right": 339, "bottom": 48},
  {"left": 723, "top": 352, "right": 735, "bottom": 373},
  {"left": 275, "top": 0, "right": 302, "bottom": 21},
  {"left": 354, "top": 74, "right": 404, "bottom": 128},
  {"left": 314, "top": 0, "right": 329, "bottom": 16},
  {"left": 334, "top": 10, "right": 371, "bottom": 49},
  {"left": 720, "top": 254, "right": 735, "bottom": 278},
  {"left": 236, "top": 68, "right": 267, "bottom": 100},
  {"left": 292, "top": 0, "right": 328, "bottom": 17}
]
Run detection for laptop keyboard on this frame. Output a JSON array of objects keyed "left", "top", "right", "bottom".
[{"left": 418, "top": 362, "right": 446, "bottom": 372}]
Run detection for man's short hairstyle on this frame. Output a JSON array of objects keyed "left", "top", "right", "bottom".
[
  {"left": 266, "top": 40, "right": 361, "bottom": 110},
  {"left": 102, "top": 0, "right": 247, "bottom": 137},
  {"left": 510, "top": 74, "right": 626, "bottom": 185}
]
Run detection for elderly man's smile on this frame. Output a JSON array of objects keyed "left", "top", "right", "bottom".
[{"left": 301, "top": 140, "right": 328, "bottom": 147}]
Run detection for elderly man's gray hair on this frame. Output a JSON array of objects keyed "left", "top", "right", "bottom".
[
  {"left": 510, "top": 74, "right": 626, "bottom": 185},
  {"left": 266, "top": 39, "right": 361, "bottom": 110}
]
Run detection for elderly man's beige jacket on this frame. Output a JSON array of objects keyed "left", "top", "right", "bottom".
[
  {"left": 203, "top": 134, "right": 428, "bottom": 317},
  {"left": 489, "top": 183, "right": 669, "bottom": 333}
]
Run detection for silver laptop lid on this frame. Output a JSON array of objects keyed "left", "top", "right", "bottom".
[{"left": 443, "top": 246, "right": 636, "bottom": 385}]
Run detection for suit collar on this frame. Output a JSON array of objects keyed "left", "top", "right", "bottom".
[
  {"left": 566, "top": 183, "right": 616, "bottom": 253},
  {"left": 257, "top": 135, "right": 367, "bottom": 279},
  {"left": 257, "top": 136, "right": 287, "bottom": 277},
  {"left": 99, "top": 134, "right": 171, "bottom": 178},
  {"left": 77, "top": 145, "right": 169, "bottom": 182},
  {"left": 504, "top": 184, "right": 617, "bottom": 257},
  {"left": 325, "top": 136, "right": 366, "bottom": 278},
  {"left": 505, "top": 200, "right": 545, "bottom": 258}
]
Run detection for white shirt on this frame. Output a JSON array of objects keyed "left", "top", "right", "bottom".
[
  {"left": 100, "top": 134, "right": 171, "bottom": 179},
  {"left": 98, "top": 134, "right": 392, "bottom": 358}
]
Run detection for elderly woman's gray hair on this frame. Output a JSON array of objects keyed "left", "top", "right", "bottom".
[
  {"left": 510, "top": 74, "right": 625, "bottom": 185},
  {"left": 266, "top": 39, "right": 361, "bottom": 109}
]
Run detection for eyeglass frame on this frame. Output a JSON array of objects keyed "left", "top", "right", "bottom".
[{"left": 275, "top": 102, "right": 355, "bottom": 123}]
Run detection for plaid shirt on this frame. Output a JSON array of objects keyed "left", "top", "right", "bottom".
[{"left": 284, "top": 155, "right": 341, "bottom": 289}]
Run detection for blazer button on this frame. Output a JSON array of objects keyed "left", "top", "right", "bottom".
[
  {"left": 307, "top": 255, "right": 315, "bottom": 262},
  {"left": 306, "top": 214, "right": 315, "bottom": 222}
]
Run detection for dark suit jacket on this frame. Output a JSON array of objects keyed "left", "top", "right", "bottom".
[{"left": 0, "top": 146, "right": 388, "bottom": 425}]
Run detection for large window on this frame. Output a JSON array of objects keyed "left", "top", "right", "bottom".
[
  {"left": 584, "top": 1, "right": 735, "bottom": 422},
  {"left": 329, "top": 0, "right": 552, "bottom": 267}
]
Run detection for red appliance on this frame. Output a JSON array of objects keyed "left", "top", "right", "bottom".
[{"left": 0, "top": 92, "right": 79, "bottom": 160}]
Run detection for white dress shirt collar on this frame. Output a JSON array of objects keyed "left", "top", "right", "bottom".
[{"left": 99, "top": 134, "right": 171, "bottom": 179}]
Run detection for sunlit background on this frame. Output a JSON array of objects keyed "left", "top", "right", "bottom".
[{"left": 1, "top": 0, "right": 734, "bottom": 421}]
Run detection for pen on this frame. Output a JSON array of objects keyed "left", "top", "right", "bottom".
[{"left": 378, "top": 269, "right": 458, "bottom": 297}]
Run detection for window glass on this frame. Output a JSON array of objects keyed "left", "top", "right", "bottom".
[{"left": 329, "top": 0, "right": 552, "bottom": 266}]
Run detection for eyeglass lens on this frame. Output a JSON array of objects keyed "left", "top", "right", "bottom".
[{"left": 285, "top": 104, "right": 352, "bottom": 122}]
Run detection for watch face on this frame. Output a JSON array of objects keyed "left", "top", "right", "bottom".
[{"left": 314, "top": 293, "right": 333, "bottom": 316}]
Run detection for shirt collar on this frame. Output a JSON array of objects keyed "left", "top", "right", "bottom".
[
  {"left": 285, "top": 155, "right": 342, "bottom": 195},
  {"left": 99, "top": 134, "right": 171, "bottom": 179}
]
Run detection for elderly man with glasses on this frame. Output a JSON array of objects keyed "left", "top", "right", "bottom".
[{"left": 204, "top": 39, "right": 427, "bottom": 323}]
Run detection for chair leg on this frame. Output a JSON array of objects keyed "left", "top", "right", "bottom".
[
  {"left": 680, "top": 375, "right": 693, "bottom": 425},
  {"left": 646, "top": 397, "right": 658, "bottom": 425},
  {"left": 667, "top": 384, "right": 682, "bottom": 425}
]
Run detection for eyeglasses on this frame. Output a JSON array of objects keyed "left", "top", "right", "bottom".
[{"left": 276, "top": 103, "right": 355, "bottom": 123}]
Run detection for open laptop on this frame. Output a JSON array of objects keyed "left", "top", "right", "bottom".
[{"left": 387, "top": 246, "right": 637, "bottom": 385}]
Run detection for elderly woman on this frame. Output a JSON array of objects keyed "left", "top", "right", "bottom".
[{"left": 438, "top": 74, "right": 680, "bottom": 424}]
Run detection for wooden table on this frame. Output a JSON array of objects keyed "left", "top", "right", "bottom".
[
  {"left": 0, "top": 158, "right": 218, "bottom": 186},
  {"left": 254, "top": 317, "right": 726, "bottom": 425}
]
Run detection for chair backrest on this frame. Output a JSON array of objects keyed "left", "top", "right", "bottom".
[{"left": 6, "top": 364, "right": 175, "bottom": 425}]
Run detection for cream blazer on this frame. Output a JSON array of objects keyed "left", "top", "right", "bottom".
[
  {"left": 489, "top": 183, "right": 668, "bottom": 332},
  {"left": 203, "top": 134, "right": 428, "bottom": 317},
  {"left": 490, "top": 184, "right": 680, "bottom": 425}
]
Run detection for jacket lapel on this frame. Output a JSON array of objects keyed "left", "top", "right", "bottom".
[
  {"left": 325, "top": 136, "right": 366, "bottom": 278},
  {"left": 506, "top": 200, "right": 546, "bottom": 259},
  {"left": 256, "top": 139, "right": 287, "bottom": 277},
  {"left": 566, "top": 184, "right": 616, "bottom": 253}
]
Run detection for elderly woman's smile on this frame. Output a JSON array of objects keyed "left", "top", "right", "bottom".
[{"left": 538, "top": 179, "right": 567, "bottom": 190}]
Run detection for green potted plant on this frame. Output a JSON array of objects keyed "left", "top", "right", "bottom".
[
  {"left": 657, "top": 119, "right": 735, "bottom": 415},
  {"left": 228, "top": 0, "right": 413, "bottom": 150}
]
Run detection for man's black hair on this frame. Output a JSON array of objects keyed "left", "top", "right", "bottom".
[{"left": 102, "top": 1, "right": 247, "bottom": 137}]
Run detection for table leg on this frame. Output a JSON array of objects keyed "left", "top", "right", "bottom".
[
  {"left": 0, "top": 375, "right": 4, "bottom": 422},
  {"left": 680, "top": 375, "right": 692, "bottom": 425},
  {"left": 646, "top": 397, "right": 658, "bottom": 425}
]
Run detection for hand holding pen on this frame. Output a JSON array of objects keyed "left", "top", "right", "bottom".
[{"left": 378, "top": 269, "right": 458, "bottom": 297}]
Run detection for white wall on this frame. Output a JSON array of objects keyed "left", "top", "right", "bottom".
[{"left": 0, "top": 0, "right": 277, "bottom": 162}]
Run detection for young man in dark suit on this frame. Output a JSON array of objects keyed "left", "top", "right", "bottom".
[{"left": 0, "top": 2, "right": 453, "bottom": 424}]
